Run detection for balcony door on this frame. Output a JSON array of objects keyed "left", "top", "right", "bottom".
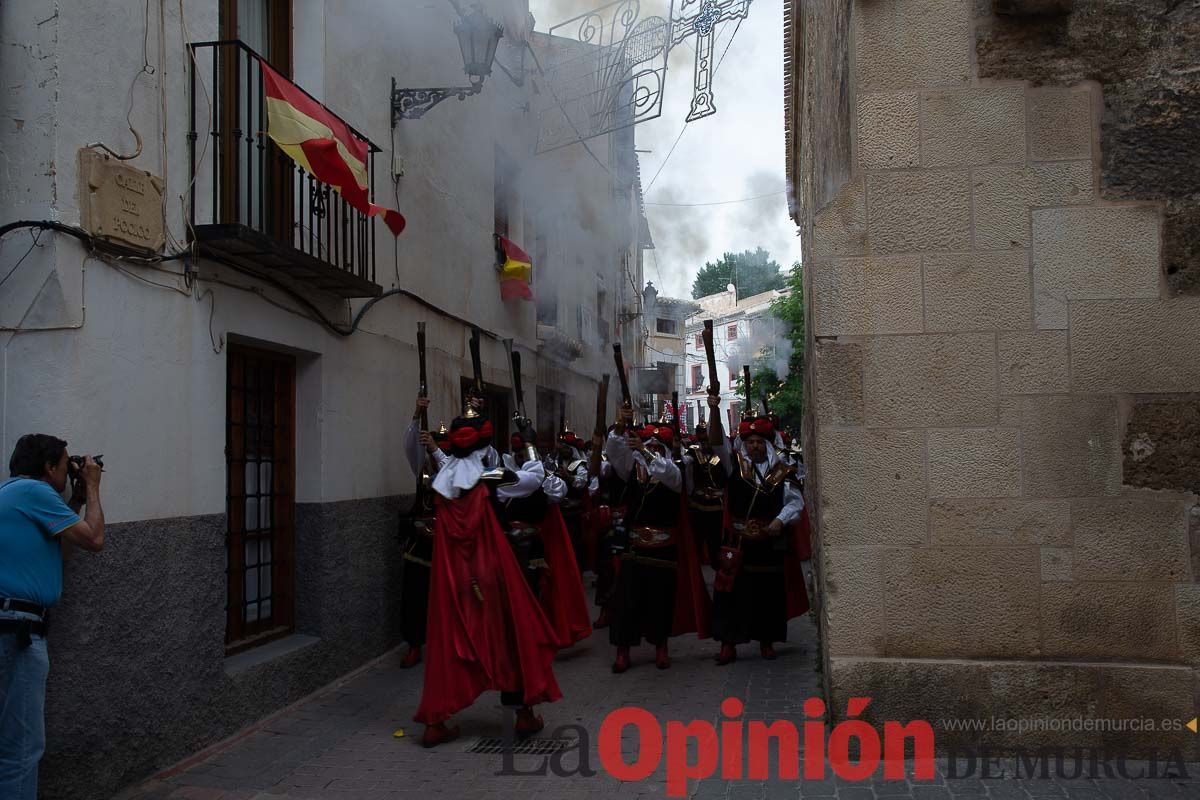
[{"left": 218, "top": 0, "right": 292, "bottom": 238}]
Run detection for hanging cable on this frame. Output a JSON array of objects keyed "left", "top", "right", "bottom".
[
  {"left": 644, "top": 189, "right": 786, "bottom": 207},
  {"left": 644, "top": 17, "right": 746, "bottom": 193},
  {"left": 0, "top": 230, "right": 44, "bottom": 292},
  {"left": 0, "top": 220, "right": 188, "bottom": 265}
]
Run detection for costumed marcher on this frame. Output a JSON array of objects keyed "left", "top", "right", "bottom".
[
  {"left": 504, "top": 428, "right": 593, "bottom": 648},
  {"left": 398, "top": 395, "right": 450, "bottom": 669},
  {"left": 413, "top": 398, "right": 562, "bottom": 747},
  {"left": 552, "top": 426, "right": 592, "bottom": 572},
  {"left": 706, "top": 394, "right": 809, "bottom": 665},
  {"left": 590, "top": 414, "right": 634, "bottom": 630},
  {"left": 780, "top": 431, "right": 813, "bottom": 565},
  {"left": 684, "top": 414, "right": 725, "bottom": 569},
  {"left": 604, "top": 416, "right": 710, "bottom": 672}
]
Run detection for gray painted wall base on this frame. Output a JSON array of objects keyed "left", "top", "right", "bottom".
[{"left": 40, "top": 494, "right": 411, "bottom": 800}]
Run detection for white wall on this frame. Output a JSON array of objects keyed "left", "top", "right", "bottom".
[{"left": 0, "top": 0, "right": 639, "bottom": 523}]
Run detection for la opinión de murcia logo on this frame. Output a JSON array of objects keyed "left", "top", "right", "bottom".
[
  {"left": 501, "top": 697, "right": 937, "bottom": 796},
  {"left": 497, "top": 698, "right": 1194, "bottom": 794}
]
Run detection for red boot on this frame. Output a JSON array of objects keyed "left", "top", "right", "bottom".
[
  {"left": 593, "top": 608, "right": 611, "bottom": 630},
  {"left": 715, "top": 643, "right": 737, "bottom": 665},
  {"left": 655, "top": 643, "right": 671, "bottom": 670},
  {"left": 760, "top": 642, "right": 777, "bottom": 660},
  {"left": 515, "top": 706, "right": 545, "bottom": 738},
  {"left": 612, "top": 646, "right": 631, "bottom": 673},
  {"left": 399, "top": 645, "right": 422, "bottom": 669},
  {"left": 421, "top": 722, "right": 460, "bottom": 748}
]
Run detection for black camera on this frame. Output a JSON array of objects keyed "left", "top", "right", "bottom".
[
  {"left": 67, "top": 454, "right": 104, "bottom": 473},
  {"left": 66, "top": 455, "right": 104, "bottom": 499}
]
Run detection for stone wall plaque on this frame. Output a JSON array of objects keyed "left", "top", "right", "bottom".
[{"left": 77, "top": 148, "right": 166, "bottom": 253}]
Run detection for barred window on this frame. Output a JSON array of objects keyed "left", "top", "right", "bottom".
[{"left": 225, "top": 345, "right": 296, "bottom": 653}]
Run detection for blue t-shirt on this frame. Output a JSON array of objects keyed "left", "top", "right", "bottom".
[{"left": 0, "top": 477, "right": 81, "bottom": 607}]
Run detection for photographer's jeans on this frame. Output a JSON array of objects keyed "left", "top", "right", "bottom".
[{"left": 0, "top": 610, "right": 48, "bottom": 800}]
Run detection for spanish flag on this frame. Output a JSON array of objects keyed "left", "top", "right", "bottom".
[
  {"left": 261, "top": 64, "right": 406, "bottom": 236},
  {"left": 495, "top": 235, "right": 533, "bottom": 301}
]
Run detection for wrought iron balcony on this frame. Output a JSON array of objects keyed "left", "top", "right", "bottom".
[
  {"left": 536, "top": 323, "right": 584, "bottom": 362},
  {"left": 188, "top": 41, "right": 381, "bottom": 298}
]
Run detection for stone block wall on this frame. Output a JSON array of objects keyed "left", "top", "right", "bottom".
[{"left": 792, "top": 0, "right": 1200, "bottom": 756}]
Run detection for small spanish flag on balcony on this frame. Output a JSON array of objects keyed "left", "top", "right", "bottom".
[
  {"left": 495, "top": 235, "right": 533, "bottom": 301},
  {"left": 261, "top": 64, "right": 406, "bottom": 236}
]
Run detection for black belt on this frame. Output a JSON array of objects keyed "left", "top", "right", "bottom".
[
  {"left": 1, "top": 597, "right": 47, "bottom": 617},
  {"left": 0, "top": 618, "right": 48, "bottom": 647}
]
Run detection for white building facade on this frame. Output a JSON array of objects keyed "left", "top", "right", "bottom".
[
  {"left": 0, "top": 2, "right": 646, "bottom": 796},
  {"left": 641, "top": 282, "right": 699, "bottom": 424},
  {"left": 683, "top": 284, "right": 788, "bottom": 430}
]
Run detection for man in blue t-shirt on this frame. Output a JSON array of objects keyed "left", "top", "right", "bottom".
[{"left": 0, "top": 434, "right": 104, "bottom": 800}]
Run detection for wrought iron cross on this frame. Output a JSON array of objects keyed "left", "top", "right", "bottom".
[{"left": 671, "top": 0, "right": 752, "bottom": 122}]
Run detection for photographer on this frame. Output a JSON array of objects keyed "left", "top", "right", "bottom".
[{"left": 0, "top": 434, "right": 104, "bottom": 799}]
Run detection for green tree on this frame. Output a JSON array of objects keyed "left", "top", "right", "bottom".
[
  {"left": 690, "top": 247, "right": 785, "bottom": 300},
  {"left": 733, "top": 262, "right": 804, "bottom": 435}
]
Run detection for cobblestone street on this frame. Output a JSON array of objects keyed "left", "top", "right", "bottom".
[{"left": 112, "top": 575, "right": 1200, "bottom": 800}]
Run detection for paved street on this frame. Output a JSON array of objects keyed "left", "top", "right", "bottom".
[{"left": 115, "top": 574, "right": 1199, "bottom": 800}]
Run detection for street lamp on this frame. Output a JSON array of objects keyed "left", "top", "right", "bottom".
[{"left": 391, "top": 6, "right": 504, "bottom": 124}]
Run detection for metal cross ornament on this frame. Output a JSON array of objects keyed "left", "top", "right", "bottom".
[{"left": 671, "top": 0, "right": 752, "bottom": 122}]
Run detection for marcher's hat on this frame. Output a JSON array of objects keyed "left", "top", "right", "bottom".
[
  {"left": 737, "top": 415, "right": 775, "bottom": 442},
  {"left": 558, "top": 423, "right": 585, "bottom": 450},
  {"left": 447, "top": 413, "right": 493, "bottom": 457},
  {"left": 433, "top": 421, "right": 451, "bottom": 453},
  {"left": 639, "top": 423, "right": 675, "bottom": 447}
]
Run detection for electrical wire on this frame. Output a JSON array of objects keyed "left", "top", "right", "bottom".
[
  {"left": 644, "top": 189, "right": 785, "bottom": 207},
  {"left": 650, "top": 247, "right": 664, "bottom": 286},
  {"left": 0, "top": 220, "right": 188, "bottom": 265},
  {"left": 0, "top": 219, "right": 512, "bottom": 345},
  {"left": 0, "top": 230, "right": 44, "bottom": 292},
  {"left": 85, "top": 0, "right": 154, "bottom": 161},
  {"left": 195, "top": 246, "right": 504, "bottom": 340},
  {"left": 644, "top": 124, "right": 686, "bottom": 194},
  {"left": 644, "top": 16, "right": 746, "bottom": 194},
  {"left": 109, "top": 262, "right": 190, "bottom": 296},
  {"left": 195, "top": 287, "right": 223, "bottom": 353},
  {"left": 523, "top": 40, "right": 612, "bottom": 178},
  {"left": 179, "top": 0, "right": 212, "bottom": 254}
]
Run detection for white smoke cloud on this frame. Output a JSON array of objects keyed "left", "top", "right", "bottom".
[
  {"left": 730, "top": 310, "right": 793, "bottom": 381},
  {"left": 531, "top": 0, "right": 803, "bottom": 302}
]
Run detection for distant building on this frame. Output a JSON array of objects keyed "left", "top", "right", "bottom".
[
  {"left": 642, "top": 283, "right": 699, "bottom": 424},
  {"left": 684, "top": 284, "right": 788, "bottom": 431}
]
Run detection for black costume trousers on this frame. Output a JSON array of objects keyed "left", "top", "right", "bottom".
[
  {"left": 688, "top": 506, "right": 724, "bottom": 569},
  {"left": 400, "top": 534, "right": 433, "bottom": 647},
  {"left": 711, "top": 537, "right": 788, "bottom": 645},
  {"left": 561, "top": 508, "right": 586, "bottom": 572},
  {"left": 609, "top": 545, "right": 678, "bottom": 647},
  {"left": 594, "top": 527, "right": 620, "bottom": 607}
]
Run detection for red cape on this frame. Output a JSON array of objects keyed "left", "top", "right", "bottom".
[
  {"left": 722, "top": 499, "right": 810, "bottom": 621},
  {"left": 794, "top": 504, "right": 813, "bottom": 561},
  {"left": 671, "top": 491, "right": 712, "bottom": 638},
  {"left": 414, "top": 485, "right": 562, "bottom": 725},
  {"left": 539, "top": 505, "right": 593, "bottom": 647}
]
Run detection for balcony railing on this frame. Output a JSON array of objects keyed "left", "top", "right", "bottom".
[{"left": 188, "top": 41, "right": 381, "bottom": 297}]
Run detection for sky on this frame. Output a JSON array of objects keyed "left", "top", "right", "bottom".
[{"left": 527, "top": 0, "right": 802, "bottom": 300}]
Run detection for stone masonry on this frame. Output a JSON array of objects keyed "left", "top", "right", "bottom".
[{"left": 787, "top": 0, "right": 1200, "bottom": 758}]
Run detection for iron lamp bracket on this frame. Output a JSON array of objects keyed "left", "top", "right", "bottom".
[{"left": 391, "top": 77, "right": 484, "bottom": 124}]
